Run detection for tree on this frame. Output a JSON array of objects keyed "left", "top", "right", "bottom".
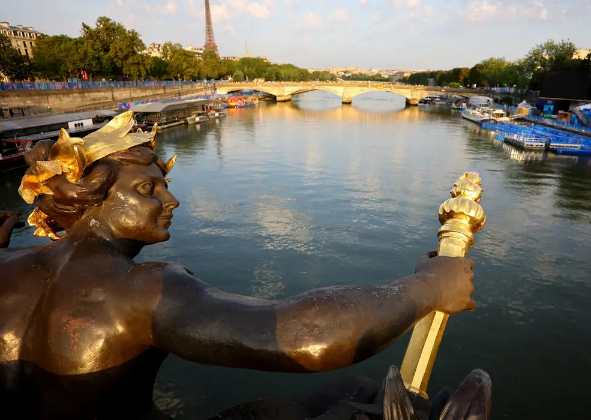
[
  {"left": 479, "top": 57, "right": 509, "bottom": 87},
  {"left": 32, "top": 35, "right": 83, "bottom": 81},
  {"left": 80, "top": 16, "right": 148, "bottom": 80},
  {"left": 161, "top": 43, "right": 201, "bottom": 80},
  {"left": 236, "top": 57, "right": 269, "bottom": 80},
  {"left": 0, "top": 33, "right": 30, "bottom": 81},
  {"left": 451, "top": 67, "right": 470, "bottom": 85},
  {"left": 523, "top": 39, "right": 577, "bottom": 76},
  {"left": 233, "top": 70, "right": 244, "bottom": 81},
  {"left": 498, "top": 61, "right": 529, "bottom": 89},
  {"left": 149, "top": 57, "right": 169, "bottom": 80},
  {"left": 262, "top": 68, "right": 274, "bottom": 81},
  {"left": 202, "top": 50, "right": 221, "bottom": 79},
  {"left": 220, "top": 59, "right": 236, "bottom": 79},
  {"left": 468, "top": 64, "right": 484, "bottom": 87}
]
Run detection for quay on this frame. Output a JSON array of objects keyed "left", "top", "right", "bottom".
[{"left": 0, "top": 81, "right": 213, "bottom": 115}]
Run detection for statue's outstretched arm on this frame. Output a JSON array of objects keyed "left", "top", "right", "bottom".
[{"left": 152, "top": 255, "right": 475, "bottom": 373}]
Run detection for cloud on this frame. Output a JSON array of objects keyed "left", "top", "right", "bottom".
[
  {"left": 123, "top": 12, "right": 137, "bottom": 28},
  {"left": 457, "top": 0, "right": 558, "bottom": 24},
  {"left": 302, "top": 12, "right": 322, "bottom": 27},
  {"left": 535, "top": 2, "right": 548, "bottom": 19},
  {"left": 392, "top": 0, "right": 420, "bottom": 7},
  {"left": 248, "top": 2, "right": 270, "bottom": 18},
  {"left": 227, "top": 0, "right": 247, "bottom": 10},
  {"left": 226, "top": 25, "right": 235, "bottom": 33},
  {"left": 211, "top": 3, "right": 231, "bottom": 22},
  {"left": 116, "top": 0, "right": 135, "bottom": 7},
  {"left": 148, "top": 0, "right": 177, "bottom": 15},
  {"left": 331, "top": 8, "right": 350, "bottom": 22},
  {"left": 357, "top": 0, "right": 367, "bottom": 4}
]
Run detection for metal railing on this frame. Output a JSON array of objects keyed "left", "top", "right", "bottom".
[
  {"left": 0, "top": 80, "right": 221, "bottom": 91},
  {"left": 526, "top": 115, "right": 591, "bottom": 134}
]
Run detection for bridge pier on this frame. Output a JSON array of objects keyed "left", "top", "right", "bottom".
[
  {"left": 342, "top": 97, "right": 353, "bottom": 105},
  {"left": 276, "top": 95, "right": 292, "bottom": 102},
  {"left": 406, "top": 98, "right": 419, "bottom": 106}
]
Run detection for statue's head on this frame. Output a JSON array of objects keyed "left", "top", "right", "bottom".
[{"left": 18, "top": 112, "right": 179, "bottom": 244}]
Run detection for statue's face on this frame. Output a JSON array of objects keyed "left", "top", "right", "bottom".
[{"left": 91, "top": 162, "right": 179, "bottom": 243}]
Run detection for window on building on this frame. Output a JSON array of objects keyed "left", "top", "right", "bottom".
[
  {"left": 16, "top": 41, "right": 20, "bottom": 48},
  {"left": 24, "top": 49, "right": 29, "bottom": 56}
]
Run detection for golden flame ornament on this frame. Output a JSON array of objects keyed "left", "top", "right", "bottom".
[{"left": 400, "top": 172, "right": 486, "bottom": 398}]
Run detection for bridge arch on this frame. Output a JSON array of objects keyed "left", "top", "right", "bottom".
[
  {"left": 221, "top": 85, "right": 282, "bottom": 98},
  {"left": 216, "top": 83, "right": 474, "bottom": 105},
  {"left": 348, "top": 89, "right": 411, "bottom": 104}
]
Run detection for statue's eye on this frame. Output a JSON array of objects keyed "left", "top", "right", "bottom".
[{"left": 139, "top": 182, "right": 154, "bottom": 195}]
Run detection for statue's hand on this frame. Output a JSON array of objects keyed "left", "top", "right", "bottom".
[
  {"left": 0, "top": 211, "right": 22, "bottom": 248},
  {"left": 415, "top": 252, "right": 476, "bottom": 314}
]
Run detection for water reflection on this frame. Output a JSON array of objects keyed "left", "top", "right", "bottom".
[
  {"left": 253, "top": 195, "right": 313, "bottom": 252},
  {"left": 251, "top": 259, "right": 285, "bottom": 299}
]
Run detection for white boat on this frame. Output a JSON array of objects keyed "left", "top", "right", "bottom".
[
  {"left": 186, "top": 113, "right": 209, "bottom": 125},
  {"left": 208, "top": 110, "right": 226, "bottom": 119},
  {"left": 418, "top": 96, "right": 439, "bottom": 105},
  {"left": 461, "top": 108, "right": 488, "bottom": 123},
  {"left": 452, "top": 100, "right": 467, "bottom": 110},
  {"left": 488, "top": 109, "right": 510, "bottom": 123},
  {"left": 468, "top": 96, "right": 494, "bottom": 108}
]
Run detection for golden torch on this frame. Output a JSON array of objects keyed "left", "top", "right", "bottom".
[{"left": 400, "top": 172, "right": 486, "bottom": 398}]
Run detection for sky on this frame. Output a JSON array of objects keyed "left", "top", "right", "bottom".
[{"left": 3, "top": 0, "right": 591, "bottom": 70}]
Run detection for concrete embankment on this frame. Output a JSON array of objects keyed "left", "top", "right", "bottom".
[{"left": 0, "top": 85, "right": 211, "bottom": 113}]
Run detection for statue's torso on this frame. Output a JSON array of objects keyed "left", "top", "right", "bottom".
[{"left": 0, "top": 246, "right": 169, "bottom": 419}]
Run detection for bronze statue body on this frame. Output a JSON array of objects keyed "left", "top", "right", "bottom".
[{"left": 0, "top": 113, "right": 483, "bottom": 419}]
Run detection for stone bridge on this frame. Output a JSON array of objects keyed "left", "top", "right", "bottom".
[{"left": 216, "top": 82, "right": 479, "bottom": 105}]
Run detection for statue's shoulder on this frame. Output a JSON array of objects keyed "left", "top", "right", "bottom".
[
  {"left": 0, "top": 246, "right": 43, "bottom": 265},
  {"left": 130, "top": 261, "right": 197, "bottom": 284},
  {"left": 132, "top": 261, "right": 192, "bottom": 274},
  {"left": 0, "top": 246, "right": 50, "bottom": 287}
]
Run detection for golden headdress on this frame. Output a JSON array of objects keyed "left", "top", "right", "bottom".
[{"left": 18, "top": 111, "right": 176, "bottom": 240}]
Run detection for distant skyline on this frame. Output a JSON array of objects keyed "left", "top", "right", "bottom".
[{"left": 3, "top": 0, "right": 591, "bottom": 69}]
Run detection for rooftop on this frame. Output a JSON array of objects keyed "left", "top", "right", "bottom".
[
  {"left": 0, "top": 22, "right": 41, "bottom": 34},
  {"left": 0, "top": 110, "right": 117, "bottom": 134},
  {"left": 130, "top": 99, "right": 212, "bottom": 113}
]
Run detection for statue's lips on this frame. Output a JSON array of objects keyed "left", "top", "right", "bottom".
[{"left": 158, "top": 213, "right": 173, "bottom": 220}]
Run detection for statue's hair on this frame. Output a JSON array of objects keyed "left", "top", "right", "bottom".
[{"left": 25, "top": 141, "right": 167, "bottom": 235}]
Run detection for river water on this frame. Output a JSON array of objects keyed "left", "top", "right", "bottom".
[{"left": 2, "top": 91, "right": 591, "bottom": 419}]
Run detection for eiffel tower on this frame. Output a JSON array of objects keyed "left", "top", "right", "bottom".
[{"left": 204, "top": 0, "right": 218, "bottom": 54}]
